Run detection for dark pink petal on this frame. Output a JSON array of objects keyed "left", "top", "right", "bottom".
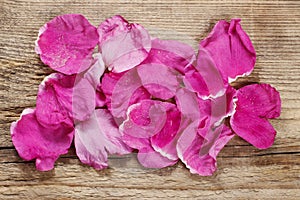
[
  {"left": 36, "top": 73, "right": 96, "bottom": 127},
  {"left": 142, "top": 38, "right": 196, "bottom": 74},
  {"left": 36, "top": 14, "right": 99, "bottom": 75},
  {"left": 230, "top": 84, "right": 281, "bottom": 149},
  {"left": 11, "top": 108, "right": 74, "bottom": 171},
  {"left": 98, "top": 15, "right": 151, "bottom": 72},
  {"left": 75, "top": 109, "right": 131, "bottom": 170},
  {"left": 138, "top": 147, "right": 177, "bottom": 168},
  {"left": 137, "top": 63, "right": 181, "bottom": 99},
  {"left": 184, "top": 48, "right": 226, "bottom": 98},
  {"left": 150, "top": 103, "right": 181, "bottom": 160},
  {"left": 120, "top": 100, "right": 167, "bottom": 138},
  {"left": 200, "top": 19, "right": 256, "bottom": 82},
  {"left": 234, "top": 83, "right": 281, "bottom": 118},
  {"left": 230, "top": 111, "right": 276, "bottom": 149},
  {"left": 177, "top": 122, "right": 234, "bottom": 176}
]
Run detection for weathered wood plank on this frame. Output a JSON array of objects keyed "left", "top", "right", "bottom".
[{"left": 0, "top": 0, "right": 299, "bottom": 199}]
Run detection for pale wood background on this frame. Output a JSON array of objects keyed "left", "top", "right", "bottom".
[{"left": 0, "top": 0, "right": 299, "bottom": 199}]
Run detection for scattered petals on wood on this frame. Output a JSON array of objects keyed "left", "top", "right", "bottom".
[{"left": 11, "top": 14, "right": 281, "bottom": 176}]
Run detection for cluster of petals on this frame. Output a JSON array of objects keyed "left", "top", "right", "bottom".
[{"left": 11, "top": 14, "right": 281, "bottom": 175}]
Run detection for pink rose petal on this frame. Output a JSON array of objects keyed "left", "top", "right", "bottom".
[
  {"left": 98, "top": 15, "right": 151, "bottom": 72},
  {"left": 36, "top": 73, "right": 96, "bottom": 127},
  {"left": 120, "top": 100, "right": 167, "bottom": 138},
  {"left": 177, "top": 122, "right": 234, "bottom": 176},
  {"left": 230, "top": 84, "right": 281, "bottom": 149},
  {"left": 200, "top": 19, "right": 256, "bottom": 83},
  {"left": 36, "top": 14, "right": 99, "bottom": 75},
  {"left": 137, "top": 63, "right": 181, "bottom": 100},
  {"left": 11, "top": 108, "right": 74, "bottom": 171},
  {"left": 142, "top": 38, "right": 196, "bottom": 74},
  {"left": 75, "top": 109, "right": 131, "bottom": 170},
  {"left": 138, "top": 147, "right": 177, "bottom": 168}
]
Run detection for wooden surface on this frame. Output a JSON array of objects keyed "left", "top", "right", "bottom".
[{"left": 0, "top": 0, "right": 299, "bottom": 199}]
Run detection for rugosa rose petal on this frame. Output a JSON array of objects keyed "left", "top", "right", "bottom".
[
  {"left": 177, "top": 122, "right": 234, "bottom": 176},
  {"left": 36, "top": 14, "right": 99, "bottom": 75},
  {"left": 82, "top": 53, "right": 105, "bottom": 89},
  {"left": 120, "top": 100, "right": 167, "bottom": 138},
  {"left": 98, "top": 15, "right": 151, "bottom": 72},
  {"left": 36, "top": 73, "right": 96, "bottom": 127},
  {"left": 138, "top": 147, "right": 177, "bottom": 168},
  {"left": 230, "top": 84, "right": 281, "bottom": 149},
  {"left": 11, "top": 108, "right": 74, "bottom": 171},
  {"left": 142, "top": 38, "right": 196, "bottom": 74},
  {"left": 137, "top": 63, "right": 181, "bottom": 100},
  {"left": 150, "top": 103, "right": 182, "bottom": 160},
  {"left": 75, "top": 109, "right": 131, "bottom": 170},
  {"left": 200, "top": 19, "right": 256, "bottom": 83},
  {"left": 184, "top": 48, "right": 226, "bottom": 98}
]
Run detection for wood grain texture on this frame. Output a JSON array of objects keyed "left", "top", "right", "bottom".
[{"left": 0, "top": 0, "right": 299, "bottom": 199}]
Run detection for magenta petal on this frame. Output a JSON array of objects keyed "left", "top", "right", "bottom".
[
  {"left": 137, "top": 63, "right": 181, "bottom": 99},
  {"left": 138, "top": 147, "right": 177, "bottom": 168},
  {"left": 177, "top": 122, "right": 234, "bottom": 176},
  {"left": 120, "top": 100, "right": 167, "bottom": 138},
  {"left": 234, "top": 83, "right": 281, "bottom": 118},
  {"left": 36, "top": 73, "right": 96, "bottom": 126},
  {"left": 75, "top": 109, "right": 131, "bottom": 170},
  {"left": 36, "top": 14, "right": 99, "bottom": 75},
  {"left": 98, "top": 15, "right": 151, "bottom": 72},
  {"left": 150, "top": 103, "right": 181, "bottom": 160},
  {"left": 11, "top": 108, "right": 74, "bottom": 171},
  {"left": 184, "top": 48, "right": 226, "bottom": 98},
  {"left": 230, "top": 84, "right": 281, "bottom": 149},
  {"left": 142, "top": 38, "right": 196, "bottom": 74},
  {"left": 200, "top": 19, "right": 256, "bottom": 82},
  {"left": 230, "top": 111, "right": 276, "bottom": 149}
]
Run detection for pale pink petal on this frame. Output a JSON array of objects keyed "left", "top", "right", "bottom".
[
  {"left": 138, "top": 147, "right": 177, "bottom": 168},
  {"left": 200, "top": 19, "right": 256, "bottom": 82},
  {"left": 82, "top": 53, "right": 105, "bottom": 88},
  {"left": 98, "top": 15, "right": 151, "bottom": 72},
  {"left": 11, "top": 108, "right": 74, "bottom": 171},
  {"left": 120, "top": 100, "right": 167, "bottom": 138},
  {"left": 36, "top": 14, "right": 99, "bottom": 75},
  {"left": 177, "top": 122, "right": 234, "bottom": 176},
  {"left": 36, "top": 73, "right": 96, "bottom": 126},
  {"left": 142, "top": 38, "right": 196, "bottom": 74},
  {"left": 75, "top": 109, "right": 131, "bottom": 170},
  {"left": 137, "top": 63, "right": 181, "bottom": 99},
  {"left": 230, "top": 84, "right": 281, "bottom": 149}
]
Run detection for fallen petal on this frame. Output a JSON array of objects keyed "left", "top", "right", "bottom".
[
  {"left": 36, "top": 14, "right": 99, "bottom": 75},
  {"left": 11, "top": 108, "right": 74, "bottom": 171},
  {"left": 98, "top": 15, "right": 151, "bottom": 72}
]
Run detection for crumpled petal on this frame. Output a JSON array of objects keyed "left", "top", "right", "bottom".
[
  {"left": 36, "top": 14, "right": 99, "bottom": 75},
  {"left": 36, "top": 72, "right": 96, "bottom": 127},
  {"left": 177, "top": 122, "right": 234, "bottom": 176},
  {"left": 75, "top": 109, "right": 131, "bottom": 170},
  {"left": 98, "top": 15, "right": 151, "bottom": 72},
  {"left": 142, "top": 38, "right": 196, "bottom": 74},
  {"left": 200, "top": 19, "right": 256, "bottom": 83},
  {"left": 82, "top": 53, "right": 105, "bottom": 88},
  {"left": 230, "top": 83, "right": 281, "bottom": 149},
  {"left": 137, "top": 63, "right": 181, "bottom": 100},
  {"left": 11, "top": 108, "right": 74, "bottom": 171}
]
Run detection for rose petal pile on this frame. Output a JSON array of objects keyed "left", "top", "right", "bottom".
[{"left": 11, "top": 14, "right": 281, "bottom": 176}]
